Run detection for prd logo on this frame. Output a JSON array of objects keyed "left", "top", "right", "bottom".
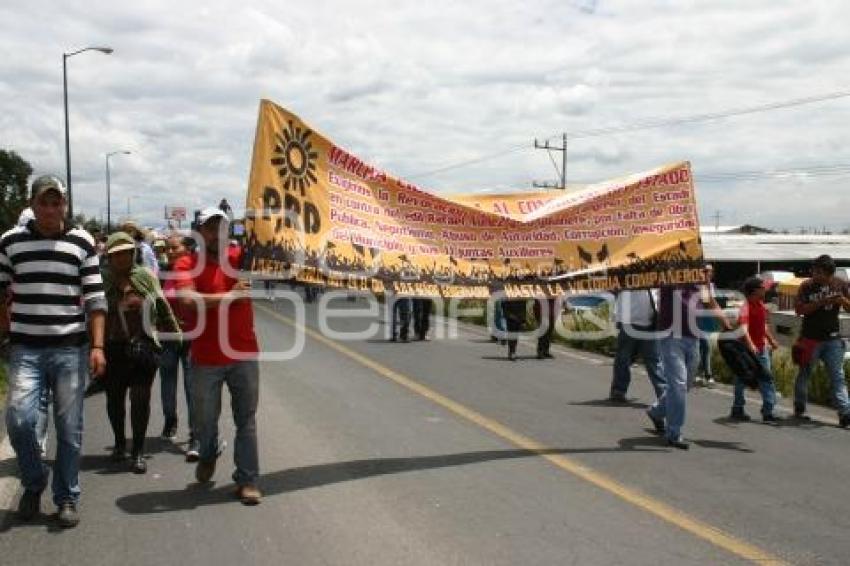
[{"left": 271, "top": 119, "right": 319, "bottom": 196}]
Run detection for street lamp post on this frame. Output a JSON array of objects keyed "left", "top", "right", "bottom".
[
  {"left": 63, "top": 46, "right": 113, "bottom": 219},
  {"left": 105, "top": 150, "right": 131, "bottom": 234}
]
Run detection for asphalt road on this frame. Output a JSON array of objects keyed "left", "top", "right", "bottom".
[{"left": 2, "top": 292, "right": 849, "bottom": 565}]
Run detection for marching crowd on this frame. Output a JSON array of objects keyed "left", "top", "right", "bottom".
[
  {"left": 4, "top": 175, "right": 850, "bottom": 530},
  {"left": 2, "top": 176, "right": 262, "bottom": 528},
  {"left": 608, "top": 256, "right": 850, "bottom": 449}
]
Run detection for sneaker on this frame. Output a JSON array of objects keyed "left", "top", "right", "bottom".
[
  {"left": 646, "top": 411, "right": 666, "bottom": 435},
  {"left": 840, "top": 413, "right": 850, "bottom": 428},
  {"left": 186, "top": 439, "right": 200, "bottom": 463},
  {"left": 762, "top": 413, "right": 782, "bottom": 423},
  {"left": 235, "top": 484, "right": 262, "bottom": 506},
  {"left": 57, "top": 502, "right": 80, "bottom": 528},
  {"left": 730, "top": 409, "right": 752, "bottom": 422},
  {"left": 794, "top": 411, "right": 812, "bottom": 422},
  {"left": 161, "top": 422, "right": 178, "bottom": 440},
  {"left": 196, "top": 458, "right": 217, "bottom": 483},
  {"left": 667, "top": 436, "right": 690, "bottom": 450},
  {"left": 17, "top": 489, "right": 42, "bottom": 522},
  {"left": 131, "top": 455, "right": 147, "bottom": 474}
]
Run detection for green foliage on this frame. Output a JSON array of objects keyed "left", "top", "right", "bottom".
[
  {"left": 560, "top": 303, "right": 617, "bottom": 356},
  {"left": 0, "top": 149, "right": 34, "bottom": 232}
]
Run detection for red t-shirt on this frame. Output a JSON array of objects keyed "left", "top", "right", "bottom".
[
  {"left": 739, "top": 297, "right": 767, "bottom": 351},
  {"left": 162, "top": 254, "right": 198, "bottom": 334},
  {"left": 175, "top": 247, "right": 258, "bottom": 366}
]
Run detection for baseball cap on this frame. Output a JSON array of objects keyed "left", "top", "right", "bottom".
[
  {"left": 106, "top": 232, "right": 136, "bottom": 255},
  {"left": 31, "top": 175, "right": 67, "bottom": 199},
  {"left": 198, "top": 207, "right": 228, "bottom": 226}
]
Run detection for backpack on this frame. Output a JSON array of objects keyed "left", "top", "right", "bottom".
[{"left": 717, "top": 338, "right": 771, "bottom": 389}]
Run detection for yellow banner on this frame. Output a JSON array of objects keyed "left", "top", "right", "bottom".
[{"left": 243, "top": 100, "right": 706, "bottom": 298}]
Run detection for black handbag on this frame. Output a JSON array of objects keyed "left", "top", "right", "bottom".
[
  {"left": 119, "top": 306, "right": 162, "bottom": 373},
  {"left": 717, "top": 338, "right": 771, "bottom": 389}
]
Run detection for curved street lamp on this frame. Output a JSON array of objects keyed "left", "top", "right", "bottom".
[
  {"left": 63, "top": 46, "right": 113, "bottom": 219},
  {"left": 105, "top": 150, "right": 131, "bottom": 234}
]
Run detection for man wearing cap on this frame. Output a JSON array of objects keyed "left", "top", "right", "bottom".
[
  {"left": 175, "top": 207, "right": 262, "bottom": 505},
  {"left": 0, "top": 175, "right": 106, "bottom": 527}
]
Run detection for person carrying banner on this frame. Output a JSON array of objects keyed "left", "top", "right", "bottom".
[
  {"left": 412, "top": 297, "right": 432, "bottom": 341},
  {"left": 533, "top": 298, "right": 557, "bottom": 359},
  {"left": 609, "top": 289, "right": 665, "bottom": 403},
  {"left": 391, "top": 294, "right": 412, "bottom": 342},
  {"left": 792, "top": 255, "right": 850, "bottom": 426},
  {"left": 502, "top": 299, "right": 528, "bottom": 361},
  {"left": 646, "top": 283, "right": 730, "bottom": 449},
  {"left": 176, "top": 207, "right": 262, "bottom": 504}
]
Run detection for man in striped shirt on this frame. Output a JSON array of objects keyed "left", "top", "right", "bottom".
[{"left": 1, "top": 175, "right": 106, "bottom": 528}]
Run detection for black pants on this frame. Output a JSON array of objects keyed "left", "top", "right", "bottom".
[
  {"left": 412, "top": 299, "right": 431, "bottom": 339},
  {"left": 392, "top": 298, "right": 412, "bottom": 340},
  {"left": 505, "top": 316, "right": 524, "bottom": 357},
  {"left": 534, "top": 299, "right": 556, "bottom": 356},
  {"left": 105, "top": 343, "right": 157, "bottom": 456}
]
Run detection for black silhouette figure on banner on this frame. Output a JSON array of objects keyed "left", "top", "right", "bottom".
[
  {"left": 577, "top": 245, "right": 593, "bottom": 266},
  {"left": 596, "top": 243, "right": 609, "bottom": 263}
]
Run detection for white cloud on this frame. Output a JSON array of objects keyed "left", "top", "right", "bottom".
[{"left": 1, "top": 0, "right": 849, "bottom": 230}]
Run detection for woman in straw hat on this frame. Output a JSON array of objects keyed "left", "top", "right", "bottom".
[{"left": 101, "top": 232, "right": 181, "bottom": 473}]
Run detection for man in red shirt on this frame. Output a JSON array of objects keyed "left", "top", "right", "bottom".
[
  {"left": 730, "top": 276, "right": 780, "bottom": 422},
  {"left": 176, "top": 207, "right": 261, "bottom": 505}
]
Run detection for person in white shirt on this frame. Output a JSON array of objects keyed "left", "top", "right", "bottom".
[{"left": 609, "top": 289, "right": 665, "bottom": 403}]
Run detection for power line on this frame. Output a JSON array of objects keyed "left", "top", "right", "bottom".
[
  {"left": 697, "top": 163, "right": 850, "bottom": 183},
  {"left": 406, "top": 145, "right": 529, "bottom": 180},
  {"left": 554, "top": 89, "right": 850, "bottom": 141},
  {"left": 408, "top": 89, "right": 850, "bottom": 179}
]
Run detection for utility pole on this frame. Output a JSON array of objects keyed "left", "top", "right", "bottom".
[
  {"left": 712, "top": 210, "right": 722, "bottom": 232},
  {"left": 532, "top": 133, "right": 567, "bottom": 190}
]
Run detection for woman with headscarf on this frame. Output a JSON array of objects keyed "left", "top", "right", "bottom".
[{"left": 102, "top": 232, "right": 181, "bottom": 473}]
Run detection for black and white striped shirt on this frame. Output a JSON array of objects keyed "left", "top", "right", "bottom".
[{"left": 0, "top": 221, "right": 107, "bottom": 347}]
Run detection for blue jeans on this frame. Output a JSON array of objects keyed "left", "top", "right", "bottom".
[
  {"left": 160, "top": 340, "right": 193, "bottom": 433},
  {"left": 191, "top": 361, "right": 260, "bottom": 486},
  {"left": 733, "top": 349, "right": 777, "bottom": 416},
  {"left": 5, "top": 345, "right": 87, "bottom": 506},
  {"left": 794, "top": 338, "right": 850, "bottom": 417},
  {"left": 649, "top": 336, "right": 699, "bottom": 441},
  {"left": 610, "top": 324, "right": 666, "bottom": 400}
]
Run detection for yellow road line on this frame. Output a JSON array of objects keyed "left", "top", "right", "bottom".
[{"left": 257, "top": 305, "right": 789, "bottom": 565}]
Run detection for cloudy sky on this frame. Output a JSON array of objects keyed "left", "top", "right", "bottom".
[{"left": 2, "top": 0, "right": 849, "bottom": 231}]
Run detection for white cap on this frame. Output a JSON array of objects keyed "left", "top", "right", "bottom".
[{"left": 197, "top": 207, "right": 229, "bottom": 226}]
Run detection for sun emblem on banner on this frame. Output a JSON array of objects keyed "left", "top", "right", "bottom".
[{"left": 271, "top": 120, "right": 318, "bottom": 195}]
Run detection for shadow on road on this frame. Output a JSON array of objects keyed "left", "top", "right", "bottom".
[
  {"left": 569, "top": 398, "right": 651, "bottom": 409},
  {"left": 480, "top": 355, "right": 540, "bottom": 362},
  {"left": 113, "top": 445, "right": 669, "bottom": 515},
  {"left": 712, "top": 416, "right": 827, "bottom": 430}
]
